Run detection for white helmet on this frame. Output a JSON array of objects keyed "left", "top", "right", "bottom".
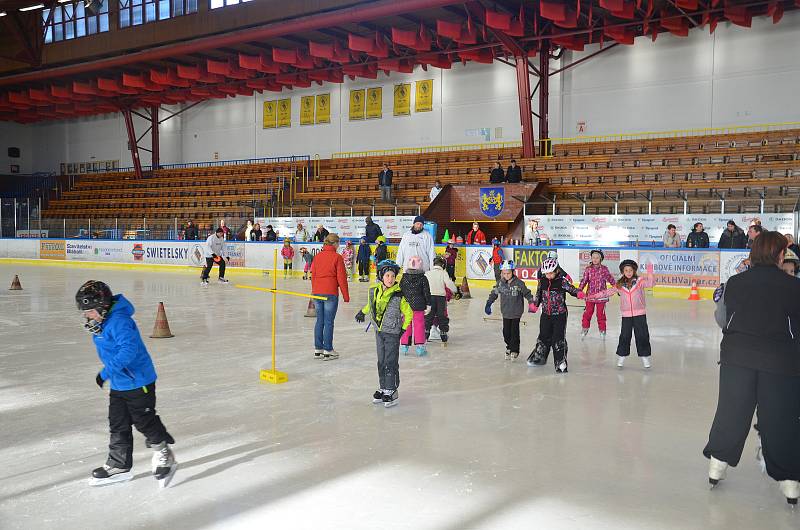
[
  {"left": 546, "top": 250, "right": 558, "bottom": 259},
  {"left": 541, "top": 257, "right": 559, "bottom": 274}
]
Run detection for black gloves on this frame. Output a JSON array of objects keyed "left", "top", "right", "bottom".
[
  {"left": 96, "top": 373, "right": 105, "bottom": 388},
  {"left": 355, "top": 310, "right": 366, "bottom": 323},
  {"left": 211, "top": 253, "right": 218, "bottom": 258}
]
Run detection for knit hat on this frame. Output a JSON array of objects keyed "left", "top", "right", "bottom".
[{"left": 413, "top": 215, "right": 425, "bottom": 225}]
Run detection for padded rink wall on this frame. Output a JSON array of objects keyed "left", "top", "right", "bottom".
[{"left": 0, "top": 239, "right": 753, "bottom": 299}]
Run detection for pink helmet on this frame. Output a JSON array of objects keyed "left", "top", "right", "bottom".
[{"left": 406, "top": 255, "right": 423, "bottom": 270}]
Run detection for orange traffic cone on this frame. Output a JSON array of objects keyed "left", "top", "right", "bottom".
[
  {"left": 460, "top": 276, "right": 471, "bottom": 299},
  {"left": 688, "top": 280, "right": 701, "bottom": 301},
  {"left": 149, "top": 302, "right": 174, "bottom": 338},
  {"left": 304, "top": 298, "right": 317, "bottom": 317},
  {"left": 9, "top": 275, "right": 22, "bottom": 290}
]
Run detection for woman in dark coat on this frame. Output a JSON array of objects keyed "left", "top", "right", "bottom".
[{"left": 705, "top": 231, "right": 800, "bottom": 504}]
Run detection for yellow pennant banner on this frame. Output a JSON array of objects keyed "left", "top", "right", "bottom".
[
  {"left": 262, "top": 100, "right": 277, "bottom": 129},
  {"left": 277, "top": 98, "right": 291, "bottom": 128},
  {"left": 393, "top": 83, "right": 410, "bottom": 116},
  {"left": 300, "top": 96, "right": 315, "bottom": 126},
  {"left": 349, "top": 89, "right": 365, "bottom": 120},
  {"left": 316, "top": 93, "right": 331, "bottom": 124},
  {"left": 366, "top": 87, "right": 382, "bottom": 119},
  {"left": 415, "top": 79, "right": 433, "bottom": 112}
]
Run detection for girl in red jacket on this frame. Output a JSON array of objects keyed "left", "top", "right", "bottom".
[
  {"left": 588, "top": 259, "right": 655, "bottom": 369},
  {"left": 578, "top": 249, "right": 615, "bottom": 338}
]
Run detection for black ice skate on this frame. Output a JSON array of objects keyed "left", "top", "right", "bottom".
[
  {"left": 152, "top": 442, "right": 177, "bottom": 489},
  {"left": 382, "top": 389, "right": 398, "bottom": 408},
  {"left": 527, "top": 340, "right": 548, "bottom": 366},
  {"left": 373, "top": 390, "right": 384, "bottom": 404},
  {"left": 88, "top": 465, "right": 133, "bottom": 486}
]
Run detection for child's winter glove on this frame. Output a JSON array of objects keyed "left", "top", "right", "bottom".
[
  {"left": 646, "top": 262, "right": 655, "bottom": 275},
  {"left": 96, "top": 373, "right": 105, "bottom": 388},
  {"left": 484, "top": 301, "right": 493, "bottom": 315},
  {"left": 355, "top": 310, "right": 366, "bottom": 323},
  {"left": 577, "top": 291, "right": 586, "bottom": 299},
  {"left": 528, "top": 303, "right": 538, "bottom": 313}
]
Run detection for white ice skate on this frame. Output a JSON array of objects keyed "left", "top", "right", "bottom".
[
  {"left": 708, "top": 456, "right": 728, "bottom": 488},
  {"left": 617, "top": 356, "right": 625, "bottom": 368},
  {"left": 641, "top": 357, "right": 651, "bottom": 369},
  {"left": 88, "top": 465, "right": 133, "bottom": 486},
  {"left": 779, "top": 480, "right": 800, "bottom": 506},
  {"left": 322, "top": 350, "right": 339, "bottom": 361},
  {"left": 152, "top": 442, "right": 177, "bottom": 489}
]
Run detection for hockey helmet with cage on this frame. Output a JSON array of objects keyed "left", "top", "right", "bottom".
[{"left": 75, "top": 280, "right": 113, "bottom": 334}]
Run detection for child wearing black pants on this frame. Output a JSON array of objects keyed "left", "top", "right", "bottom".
[
  {"left": 527, "top": 257, "right": 585, "bottom": 372},
  {"left": 425, "top": 256, "right": 458, "bottom": 343},
  {"left": 357, "top": 236, "right": 372, "bottom": 282},
  {"left": 485, "top": 260, "right": 536, "bottom": 360},
  {"left": 76, "top": 280, "right": 177, "bottom": 488}
]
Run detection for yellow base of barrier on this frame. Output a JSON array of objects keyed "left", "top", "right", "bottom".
[{"left": 260, "top": 369, "right": 288, "bottom": 385}]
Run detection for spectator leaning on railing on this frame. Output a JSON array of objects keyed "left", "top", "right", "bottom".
[
  {"left": 686, "top": 222, "right": 709, "bottom": 248},
  {"left": 662, "top": 224, "right": 681, "bottom": 248}
]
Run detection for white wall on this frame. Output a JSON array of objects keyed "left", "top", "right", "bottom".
[
  {"left": 10, "top": 10, "right": 800, "bottom": 172},
  {"left": 0, "top": 121, "right": 32, "bottom": 174}
]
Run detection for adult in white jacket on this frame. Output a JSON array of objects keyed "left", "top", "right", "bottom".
[
  {"left": 396, "top": 216, "right": 435, "bottom": 272},
  {"left": 424, "top": 256, "right": 458, "bottom": 343},
  {"left": 201, "top": 228, "right": 229, "bottom": 286}
]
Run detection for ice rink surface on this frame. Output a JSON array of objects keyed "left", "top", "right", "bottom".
[{"left": 0, "top": 263, "right": 796, "bottom": 530}]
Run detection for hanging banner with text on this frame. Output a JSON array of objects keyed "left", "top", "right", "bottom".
[
  {"left": 349, "top": 89, "right": 365, "bottom": 121},
  {"left": 415, "top": 79, "right": 433, "bottom": 112},
  {"left": 366, "top": 87, "right": 382, "bottom": 119},
  {"left": 393, "top": 83, "right": 411, "bottom": 116},
  {"left": 277, "top": 98, "right": 291, "bottom": 128},
  {"left": 315, "top": 93, "right": 330, "bottom": 124},
  {"left": 300, "top": 96, "right": 315, "bottom": 126},
  {"left": 262, "top": 100, "right": 277, "bottom": 129}
]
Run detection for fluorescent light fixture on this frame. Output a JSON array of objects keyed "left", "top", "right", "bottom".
[
  {"left": 58, "top": 0, "right": 72, "bottom": 3},
  {"left": 19, "top": 4, "right": 45, "bottom": 10},
  {"left": 0, "top": 11, "right": 7, "bottom": 16}
]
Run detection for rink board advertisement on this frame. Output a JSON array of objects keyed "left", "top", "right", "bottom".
[
  {"left": 39, "top": 240, "right": 66, "bottom": 260},
  {"left": 719, "top": 251, "right": 750, "bottom": 283},
  {"left": 254, "top": 216, "right": 415, "bottom": 240},
  {"left": 512, "top": 248, "right": 552, "bottom": 280},
  {"left": 525, "top": 214, "right": 795, "bottom": 244},
  {"left": 638, "top": 249, "right": 721, "bottom": 288}
]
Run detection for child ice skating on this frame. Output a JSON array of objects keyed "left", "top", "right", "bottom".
[
  {"left": 355, "top": 260, "right": 412, "bottom": 408},
  {"left": 425, "top": 256, "right": 458, "bottom": 344},
  {"left": 491, "top": 238, "right": 505, "bottom": 282},
  {"left": 443, "top": 240, "right": 458, "bottom": 282},
  {"left": 374, "top": 235, "right": 388, "bottom": 266},
  {"left": 399, "top": 256, "right": 431, "bottom": 356},
  {"left": 300, "top": 247, "right": 313, "bottom": 280},
  {"left": 485, "top": 260, "right": 536, "bottom": 360},
  {"left": 280, "top": 239, "right": 295, "bottom": 279},
  {"left": 527, "top": 257, "right": 585, "bottom": 372},
  {"left": 589, "top": 260, "right": 655, "bottom": 369},
  {"left": 357, "top": 236, "right": 372, "bottom": 282},
  {"left": 76, "top": 280, "right": 177, "bottom": 488},
  {"left": 201, "top": 228, "right": 230, "bottom": 286},
  {"left": 578, "top": 249, "right": 615, "bottom": 338},
  {"left": 341, "top": 240, "right": 355, "bottom": 281}
]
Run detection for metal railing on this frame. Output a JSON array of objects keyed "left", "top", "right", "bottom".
[{"left": 331, "top": 141, "right": 523, "bottom": 160}]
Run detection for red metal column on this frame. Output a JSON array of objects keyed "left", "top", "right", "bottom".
[
  {"left": 515, "top": 54, "right": 535, "bottom": 158},
  {"left": 151, "top": 105, "right": 159, "bottom": 170},
  {"left": 122, "top": 108, "right": 143, "bottom": 179},
  {"left": 538, "top": 41, "right": 550, "bottom": 156}
]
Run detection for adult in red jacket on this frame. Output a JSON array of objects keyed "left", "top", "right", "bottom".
[
  {"left": 310, "top": 233, "right": 350, "bottom": 361},
  {"left": 466, "top": 222, "right": 487, "bottom": 245}
]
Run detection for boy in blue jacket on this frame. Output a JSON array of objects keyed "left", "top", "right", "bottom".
[{"left": 76, "top": 280, "right": 177, "bottom": 488}]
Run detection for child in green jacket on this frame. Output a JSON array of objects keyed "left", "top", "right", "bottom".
[{"left": 356, "top": 259, "right": 413, "bottom": 408}]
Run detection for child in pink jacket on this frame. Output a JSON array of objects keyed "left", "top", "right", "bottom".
[
  {"left": 589, "top": 259, "right": 655, "bottom": 369},
  {"left": 340, "top": 240, "right": 355, "bottom": 281},
  {"left": 578, "top": 249, "right": 615, "bottom": 338},
  {"left": 280, "top": 239, "right": 295, "bottom": 279}
]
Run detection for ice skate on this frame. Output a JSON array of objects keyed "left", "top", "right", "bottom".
[
  {"left": 88, "top": 465, "right": 132, "bottom": 486},
  {"left": 641, "top": 357, "right": 651, "bottom": 369},
  {"left": 600, "top": 331, "right": 606, "bottom": 339},
  {"left": 314, "top": 349, "right": 323, "bottom": 360},
  {"left": 708, "top": 456, "right": 728, "bottom": 488},
  {"left": 505, "top": 349, "right": 512, "bottom": 361},
  {"left": 322, "top": 350, "right": 339, "bottom": 361},
  {"left": 779, "top": 480, "right": 800, "bottom": 506},
  {"left": 382, "top": 389, "right": 398, "bottom": 408},
  {"left": 581, "top": 328, "right": 589, "bottom": 339},
  {"left": 401, "top": 345, "right": 410, "bottom": 356},
  {"left": 554, "top": 341, "right": 568, "bottom": 373},
  {"left": 511, "top": 351, "right": 519, "bottom": 360},
  {"left": 440, "top": 332, "right": 448, "bottom": 344},
  {"left": 152, "top": 442, "right": 177, "bottom": 489},
  {"left": 617, "top": 356, "right": 626, "bottom": 368},
  {"left": 200, "top": 279, "right": 208, "bottom": 287},
  {"left": 373, "top": 390, "right": 384, "bottom": 404},
  {"left": 527, "top": 340, "right": 547, "bottom": 366},
  {"left": 218, "top": 278, "right": 229, "bottom": 284},
  {"left": 415, "top": 345, "right": 428, "bottom": 357}
]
